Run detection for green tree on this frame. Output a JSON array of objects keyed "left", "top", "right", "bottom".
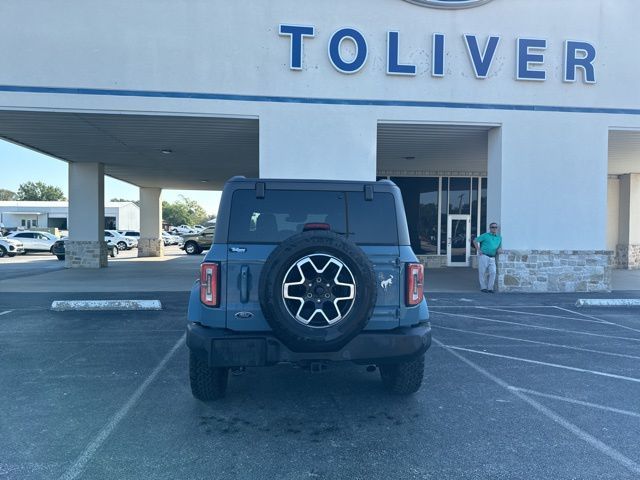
[
  {"left": 162, "top": 196, "right": 208, "bottom": 226},
  {"left": 16, "top": 181, "right": 66, "bottom": 201},
  {"left": 0, "top": 189, "right": 16, "bottom": 201}
]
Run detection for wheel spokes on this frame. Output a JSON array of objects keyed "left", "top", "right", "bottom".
[{"left": 282, "top": 254, "right": 356, "bottom": 327}]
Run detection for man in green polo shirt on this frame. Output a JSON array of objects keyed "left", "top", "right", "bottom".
[{"left": 474, "top": 222, "right": 503, "bottom": 293}]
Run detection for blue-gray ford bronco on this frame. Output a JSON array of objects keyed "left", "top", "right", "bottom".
[{"left": 187, "top": 177, "right": 431, "bottom": 399}]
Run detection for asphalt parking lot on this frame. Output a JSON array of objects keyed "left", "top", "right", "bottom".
[{"left": 1, "top": 290, "right": 640, "bottom": 479}]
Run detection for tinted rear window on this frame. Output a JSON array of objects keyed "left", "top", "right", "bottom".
[
  {"left": 347, "top": 192, "right": 398, "bottom": 245},
  {"left": 228, "top": 189, "right": 397, "bottom": 245},
  {"left": 228, "top": 190, "right": 346, "bottom": 243}
]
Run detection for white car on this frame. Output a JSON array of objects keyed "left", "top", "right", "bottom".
[
  {"left": 161, "top": 231, "right": 183, "bottom": 246},
  {"left": 105, "top": 230, "right": 137, "bottom": 250},
  {"left": 6, "top": 230, "right": 58, "bottom": 254},
  {"left": 170, "top": 225, "right": 196, "bottom": 235},
  {"left": 0, "top": 236, "right": 25, "bottom": 257}
]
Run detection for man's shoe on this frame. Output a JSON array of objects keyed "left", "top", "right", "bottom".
[
  {"left": 481, "top": 289, "right": 488, "bottom": 293},
  {"left": 488, "top": 289, "right": 495, "bottom": 293}
]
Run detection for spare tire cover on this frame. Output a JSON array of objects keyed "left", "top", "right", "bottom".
[{"left": 259, "top": 230, "right": 377, "bottom": 353}]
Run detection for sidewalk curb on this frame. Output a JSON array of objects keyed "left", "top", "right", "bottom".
[
  {"left": 576, "top": 299, "right": 640, "bottom": 307},
  {"left": 51, "top": 300, "right": 162, "bottom": 311}
]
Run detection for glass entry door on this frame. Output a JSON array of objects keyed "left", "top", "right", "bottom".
[{"left": 447, "top": 215, "right": 471, "bottom": 267}]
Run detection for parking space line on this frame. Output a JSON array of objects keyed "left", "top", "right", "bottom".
[
  {"left": 433, "top": 338, "right": 640, "bottom": 476},
  {"left": 432, "top": 324, "right": 640, "bottom": 360},
  {"left": 0, "top": 310, "right": 11, "bottom": 316},
  {"left": 430, "top": 310, "right": 640, "bottom": 343},
  {"left": 441, "top": 344, "right": 640, "bottom": 384},
  {"left": 554, "top": 306, "right": 640, "bottom": 335},
  {"left": 477, "top": 306, "right": 609, "bottom": 325},
  {"left": 58, "top": 333, "right": 186, "bottom": 480},
  {"left": 509, "top": 387, "right": 640, "bottom": 419}
]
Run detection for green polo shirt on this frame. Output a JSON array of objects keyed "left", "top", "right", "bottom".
[{"left": 476, "top": 232, "right": 502, "bottom": 256}]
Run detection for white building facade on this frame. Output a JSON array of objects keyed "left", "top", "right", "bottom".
[
  {"left": 0, "top": 0, "right": 638, "bottom": 290},
  {"left": 0, "top": 202, "right": 140, "bottom": 232}
]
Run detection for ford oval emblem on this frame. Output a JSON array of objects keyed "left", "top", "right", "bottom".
[
  {"left": 402, "top": 0, "right": 494, "bottom": 8},
  {"left": 235, "top": 311, "right": 254, "bottom": 319}
]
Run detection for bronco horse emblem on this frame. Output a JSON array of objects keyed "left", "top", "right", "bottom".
[{"left": 380, "top": 275, "right": 394, "bottom": 290}]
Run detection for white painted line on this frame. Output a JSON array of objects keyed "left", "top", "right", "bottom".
[
  {"left": 442, "top": 344, "right": 640, "bottom": 384},
  {"left": 577, "top": 299, "right": 640, "bottom": 307},
  {"left": 510, "top": 387, "right": 640, "bottom": 419},
  {"left": 58, "top": 333, "right": 186, "bottom": 480},
  {"left": 432, "top": 324, "right": 640, "bottom": 361},
  {"left": 477, "top": 306, "right": 609, "bottom": 325},
  {"left": 433, "top": 338, "right": 640, "bottom": 476},
  {"left": 554, "top": 306, "right": 640, "bottom": 335},
  {"left": 430, "top": 310, "right": 640, "bottom": 343},
  {"left": 0, "top": 310, "right": 11, "bottom": 316},
  {"left": 51, "top": 300, "right": 162, "bottom": 311},
  {"left": 427, "top": 305, "right": 558, "bottom": 308}
]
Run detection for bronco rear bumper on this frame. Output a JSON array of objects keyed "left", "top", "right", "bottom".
[{"left": 187, "top": 322, "right": 431, "bottom": 367}]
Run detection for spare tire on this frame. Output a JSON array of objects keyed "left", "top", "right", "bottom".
[{"left": 259, "top": 230, "right": 377, "bottom": 353}]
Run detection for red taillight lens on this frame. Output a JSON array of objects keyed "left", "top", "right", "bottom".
[
  {"left": 200, "top": 262, "right": 219, "bottom": 307},
  {"left": 406, "top": 263, "right": 424, "bottom": 306}
]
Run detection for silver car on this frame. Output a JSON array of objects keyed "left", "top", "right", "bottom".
[{"left": 6, "top": 230, "right": 58, "bottom": 254}]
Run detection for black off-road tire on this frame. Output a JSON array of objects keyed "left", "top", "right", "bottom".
[
  {"left": 259, "top": 230, "right": 377, "bottom": 353},
  {"left": 189, "top": 351, "right": 229, "bottom": 401},
  {"left": 117, "top": 241, "right": 127, "bottom": 251},
  {"left": 184, "top": 241, "right": 200, "bottom": 255},
  {"left": 0, "top": 246, "right": 6, "bottom": 258},
  {"left": 379, "top": 354, "right": 425, "bottom": 395}
]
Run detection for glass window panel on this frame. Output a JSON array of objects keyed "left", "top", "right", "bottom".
[
  {"left": 471, "top": 177, "right": 478, "bottom": 255},
  {"left": 440, "top": 178, "right": 448, "bottom": 254},
  {"left": 448, "top": 177, "right": 471, "bottom": 215},
  {"left": 391, "top": 177, "right": 437, "bottom": 253},
  {"left": 480, "top": 177, "right": 487, "bottom": 234},
  {"left": 418, "top": 179, "right": 439, "bottom": 254}
]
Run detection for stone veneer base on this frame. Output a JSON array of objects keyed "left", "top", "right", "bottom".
[
  {"left": 498, "top": 250, "right": 613, "bottom": 293},
  {"left": 615, "top": 244, "right": 640, "bottom": 270},
  {"left": 138, "top": 237, "right": 164, "bottom": 257},
  {"left": 65, "top": 240, "right": 108, "bottom": 268}
]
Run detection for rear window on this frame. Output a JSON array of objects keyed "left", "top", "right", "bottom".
[
  {"left": 347, "top": 192, "right": 398, "bottom": 245},
  {"left": 228, "top": 189, "right": 397, "bottom": 245}
]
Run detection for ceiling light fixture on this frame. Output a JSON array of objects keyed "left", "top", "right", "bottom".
[
  {"left": 161, "top": 149, "right": 173, "bottom": 155},
  {"left": 403, "top": 156, "right": 416, "bottom": 160}
]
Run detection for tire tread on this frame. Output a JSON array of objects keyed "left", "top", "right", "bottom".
[
  {"left": 189, "top": 351, "right": 229, "bottom": 401},
  {"left": 380, "top": 354, "right": 425, "bottom": 395}
]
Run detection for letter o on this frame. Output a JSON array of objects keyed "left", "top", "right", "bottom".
[{"left": 328, "top": 28, "right": 368, "bottom": 74}]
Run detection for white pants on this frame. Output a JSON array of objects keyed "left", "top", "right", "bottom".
[{"left": 478, "top": 254, "right": 496, "bottom": 290}]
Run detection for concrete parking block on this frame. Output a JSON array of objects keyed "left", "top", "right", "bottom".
[
  {"left": 51, "top": 299, "right": 162, "bottom": 311},
  {"left": 576, "top": 299, "right": 640, "bottom": 307}
]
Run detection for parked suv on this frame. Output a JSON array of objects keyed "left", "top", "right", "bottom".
[
  {"left": 105, "top": 230, "right": 137, "bottom": 250},
  {"left": 0, "top": 236, "right": 25, "bottom": 257},
  {"left": 181, "top": 226, "right": 215, "bottom": 255},
  {"left": 6, "top": 231, "right": 57, "bottom": 254},
  {"left": 187, "top": 177, "right": 430, "bottom": 400}
]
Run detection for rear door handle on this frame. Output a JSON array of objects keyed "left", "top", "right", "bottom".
[{"left": 240, "top": 265, "right": 249, "bottom": 303}]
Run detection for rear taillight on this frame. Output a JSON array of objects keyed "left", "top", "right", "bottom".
[
  {"left": 200, "top": 262, "right": 219, "bottom": 307},
  {"left": 406, "top": 263, "right": 424, "bottom": 306}
]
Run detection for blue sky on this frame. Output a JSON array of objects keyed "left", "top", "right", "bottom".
[{"left": 0, "top": 139, "right": 221, "bottom": 215}]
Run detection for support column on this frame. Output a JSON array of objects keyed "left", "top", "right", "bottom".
[
  {"left": 492, "top": 118, "right": 612, "bottom": 292},
  {"left": 138, "top": 187, "right": 164, "bottom": 257},
  {"left": 616, "top": 173, "right": 640, "bottom": 269},
  {"left": 66, "top": 162, "right": 107, "bottom": 268}
]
